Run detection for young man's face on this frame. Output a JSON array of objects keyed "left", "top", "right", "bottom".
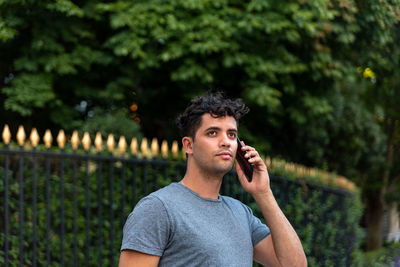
[{"left": 189, "top": 113, "right": 238, "bottom": 177}]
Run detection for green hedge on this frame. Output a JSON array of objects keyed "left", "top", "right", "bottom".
[
  {"left": 266, "top": 176, "right": 363, "bottom": 266},
  {"left": 0, "top": 153, "right": 186, "bottom": 267},
  {"left": 362, "top": 243, "right": 400, "bottom": 266},
  {"left": 0, "top": 151, "right": 363, "bottom": 266}
]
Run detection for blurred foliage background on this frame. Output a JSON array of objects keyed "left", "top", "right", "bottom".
[{"left": 1, "top": 0, "right": 399, "bottom": 255}]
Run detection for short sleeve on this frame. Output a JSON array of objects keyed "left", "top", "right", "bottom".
[
  {"left": 246, "top": 206, "right": 270, "bottom": 246},
  {"left": 121, "top": 195, "right": 171, "bottom": 256}
]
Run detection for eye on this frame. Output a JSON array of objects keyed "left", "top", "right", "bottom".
[
  {"left": 228, "top": 132, "right": 237, "bottom": 138},
  {"left": 207, "top": 131, "right": 217, "bottom": 136}
]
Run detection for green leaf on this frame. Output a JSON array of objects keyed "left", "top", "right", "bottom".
[{"left": 3, "top": 73, "right": 55, "bottom": 116}]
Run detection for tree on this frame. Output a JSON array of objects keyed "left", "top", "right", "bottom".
[
  {"left": 96, "top": 0, "right": 362, "bottom": 142},
  {"left": 0, "top": 0, "right": 141, "bottom": 139},
  {"left": 344, "top": 0, "right": 400, "bottom": 250},
  {"left": 358, "top": 30, "right": 400, "bottom": 250},
  {"left": 1, "top": 0, "right": 399, "bottom": 251}
]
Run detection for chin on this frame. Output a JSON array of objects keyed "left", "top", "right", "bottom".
[{"left": 214, "top": 163, "right": 234, "bottom": 175}]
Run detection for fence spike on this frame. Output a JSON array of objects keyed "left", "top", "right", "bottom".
[
  {"left": 151, "top": 138, "right": 159, "bottom": 157},
  {"left": 171, "top": 140, "right": 178, "bottom": 159},
  {"left": 71, "top": 131, "right": 80, "bottom": 150},
  {"left": 17, "top": 125, "right": 26, "bottom": 146},
  {"left": 82, "top": 132, "right": 91, "bottom": 151},
  {"left": 130, "top": 137, "right": 138, "bottom": 156},
  {"left": 30, "top": 128, "right": 40, "bottom": 148},
  {"left": 57, "top": 129, "right": 66, "bottom": 149},
  {"left": 300, "top": 167, "right": 306, "bottom": 177},
  {"left": 107, "top": 134, "right": 115, "bottom": 152},
  {"left": 118, "top": 136, "right": 127, "bottom": 153},
  {"left": 161, "top": 140, "right": 168, "bottom": 159},
  {"left": 95, "top": 132, "right": 103, "bottom": 152},
  {"left": 44, "top": 130, "right": 53, "bottom": 148},
  {"left": 141, "top": 138, "right": 149, "bottom": 158},
  {"left": 2, "top": 124, "right": 11, "bottom": 145}
]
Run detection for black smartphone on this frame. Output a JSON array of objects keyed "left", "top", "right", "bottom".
[{"left": 236, "top": 137, "right": 254, "bottom": 182}]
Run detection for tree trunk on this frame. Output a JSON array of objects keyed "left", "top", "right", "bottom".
[
  {"left": 387, "top": 202, "right": 399, "bottom": 242},
  {"left": 365, "top": 193, "right": 384, "bottom": 250},
  {"left": 365, "top": 119, "right": 396, "bottom": 251}
]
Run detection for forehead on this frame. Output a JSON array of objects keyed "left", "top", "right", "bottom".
[{"left": 197, "top": 113, "right": 237, "bottom": 130}]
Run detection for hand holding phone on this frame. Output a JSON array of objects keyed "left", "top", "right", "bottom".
[{"left": 236, "top": 137, "right": 254, "bottom": 182}]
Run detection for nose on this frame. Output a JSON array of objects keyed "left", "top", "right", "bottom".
[{"left": 219, "top": 134, "right": 231, "bottom": 148}]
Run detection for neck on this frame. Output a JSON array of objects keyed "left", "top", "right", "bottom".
[{"left": 180, "top": 168, "right": 223, "bottom": 200}]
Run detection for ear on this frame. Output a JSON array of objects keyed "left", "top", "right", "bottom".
[{"left": 182, "top": 136, "right": 193, "bottom": 155}]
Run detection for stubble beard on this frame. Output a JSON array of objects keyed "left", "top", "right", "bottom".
[
  {"left": 199, "top": 158, "right": 234, "bottom": 180},
  {"left": 191, "top": 145, "right": 235, "bottom": 180}
]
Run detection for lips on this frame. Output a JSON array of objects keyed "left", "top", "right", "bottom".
[{"left": 215, "top": 151, "right": 233, "bottom": 159}]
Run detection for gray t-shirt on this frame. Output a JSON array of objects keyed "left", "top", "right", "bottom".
[{"left": 121, "top": 182, "right": 270, "bottom": 266}]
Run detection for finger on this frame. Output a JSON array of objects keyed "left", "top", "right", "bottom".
[
  {"left": 248, "top": 156, "right": 264, "bottom": 165},
  {"left": 241, "top": 145, "right": 256, "bottom": 152},
  {"left": 244, "top": 152, "right": 260, "bottom": 164},
  {"left": 244, "top": 150, "right": 259, "bottom": 159}
]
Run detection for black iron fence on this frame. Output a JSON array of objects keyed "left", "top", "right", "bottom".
[
  {"left": 0, "top": 127, "right": 362, "bottom": 266},
  {"left": 0, "top": 145, "right": 193, "bottom": 267}
]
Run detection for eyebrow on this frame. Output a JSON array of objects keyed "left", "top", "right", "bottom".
[{"left": 204, "top": 126, "right": 238, "bottom": 133}]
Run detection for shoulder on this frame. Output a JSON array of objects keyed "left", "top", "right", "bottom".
[
  {"left": 122, "top": 190, "right": 174, "bottom": 256},
  {"left": 123, "top": 185, "right": 178, "bottom": 238},
  {"left": 130, "top": 183, "right": 184, "bottom": 219},
  {"left": 137, "top": 183, "right": 180, "bottom": 207},
  {"left": 151, "top": 182, "right": 181, "bottom": 199}
]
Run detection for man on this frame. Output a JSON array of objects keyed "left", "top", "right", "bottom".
[{"left": 119, "top": 92, "right": 307, "bottom": 266}]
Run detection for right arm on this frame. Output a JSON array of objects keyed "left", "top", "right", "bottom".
[
  {"left": 119, "top": 250, "right": 160, "bottom": 267},
  {"left": 120, "top": 196, "right": 169, "bottom": 266}
]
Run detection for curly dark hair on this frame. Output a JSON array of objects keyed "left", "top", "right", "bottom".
[{"left": 176, "top": 92, "right": 249, "bottom": 139}]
